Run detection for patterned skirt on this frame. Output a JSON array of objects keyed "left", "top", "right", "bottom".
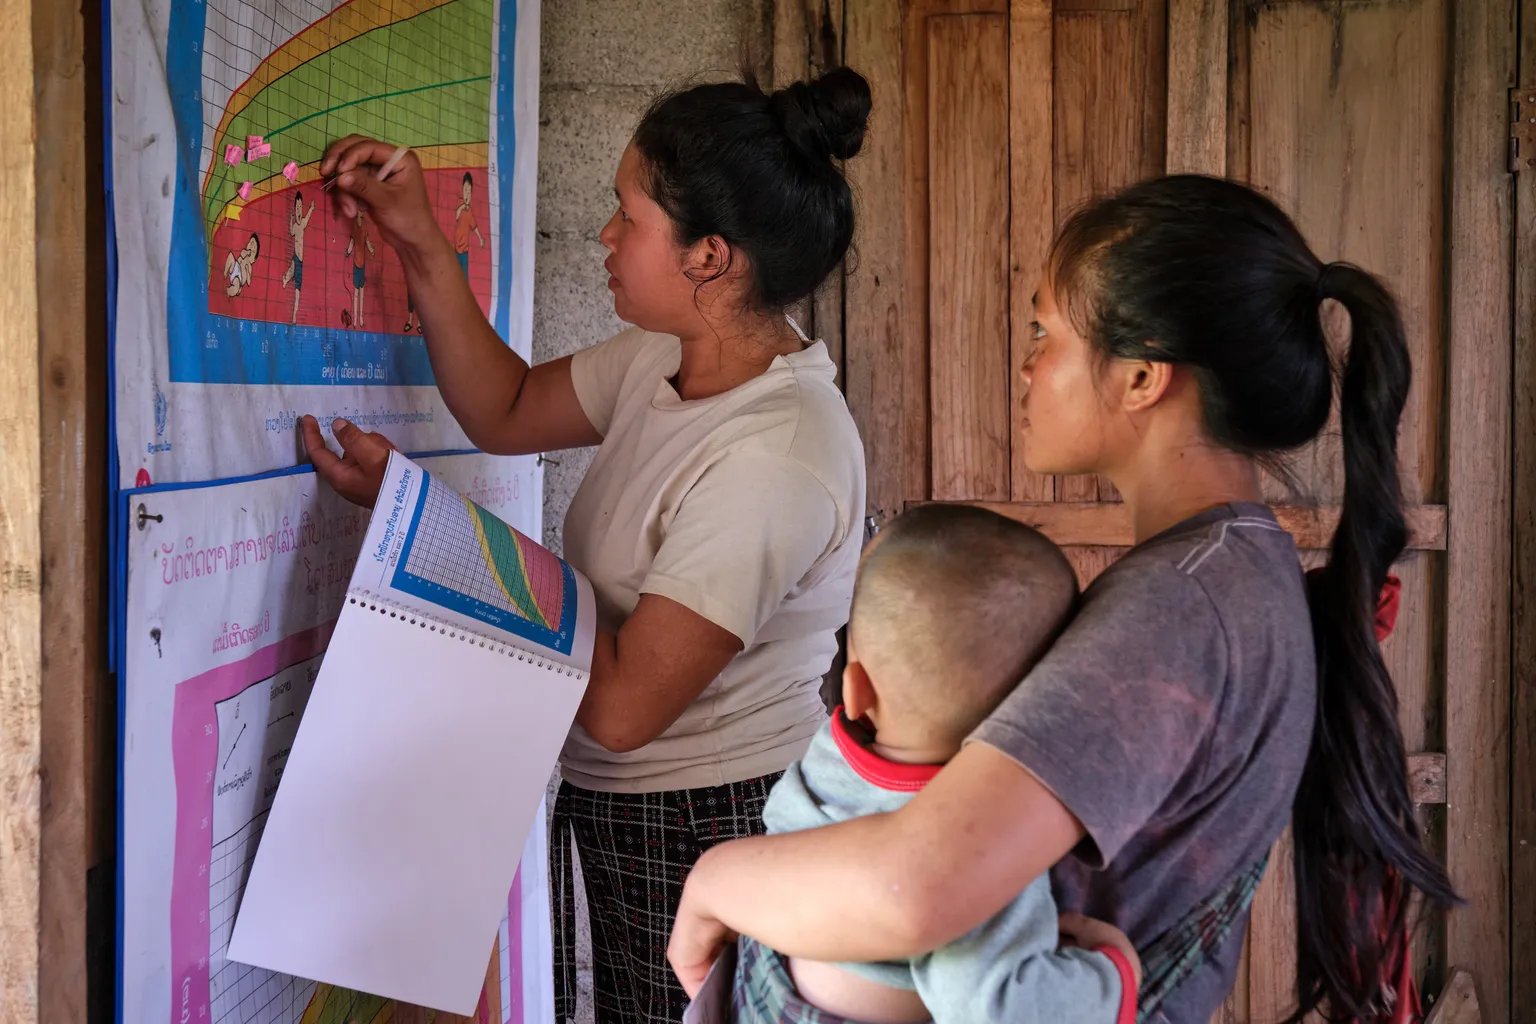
[{"left": 549, "top": 773, "right": 781, "bottom": 1024}]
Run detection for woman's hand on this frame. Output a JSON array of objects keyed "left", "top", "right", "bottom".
[
  {"left": 667, "top": 870, "right": 737, "bottom": 998},
  {"left": 1059, "top": 911, "right": 1143, "bottom": 990},
  {"left": 301, "top": 415, "right": 396, "bottom": 508},
  {"left": 321, "top": 136, "right": 445, "bottom": 257}
]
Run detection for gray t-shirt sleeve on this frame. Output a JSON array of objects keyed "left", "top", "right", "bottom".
[
  {"left": 970, "top": 560, "right": 1229, "bottom": 866},
  {"left": 911, "top": 874, "right": 1125, "bottom": 1024}
]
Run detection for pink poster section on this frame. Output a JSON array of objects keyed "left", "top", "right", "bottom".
[{"left": 168, "top": 623, "right": 520, "bottom": 1024}]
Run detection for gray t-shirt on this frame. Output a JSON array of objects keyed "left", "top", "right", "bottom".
[{"left": 971, "top": 503, "right": 1316, "bottom": 1024}]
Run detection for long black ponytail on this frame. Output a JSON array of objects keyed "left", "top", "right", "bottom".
[
  {"left": 1048, "top": 175, "right": 1460, "bottom": 1020},
  {"left": 1292, "top": 262, "right": 1459, "bottom": 1020}
]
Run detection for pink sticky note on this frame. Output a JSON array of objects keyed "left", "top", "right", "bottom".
[
  {"left": 238, "top": 181, "right": 252, "bottom": 200},
  {"left": 282, "top": 161, "right": 299, "bottom": 183},
  {"left": 248, "top": 143, "right": 272, "bottom": 160},
  {"left": 246, "top": 135, "right": 264, "bottom": 150},
  {"left": 223, "top": 144, "right": 243, "bottom": 166}
]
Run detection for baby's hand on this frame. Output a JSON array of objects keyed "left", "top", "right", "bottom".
[{"left": 1058, "top": 911, "right": 1142, "bottom": 991}]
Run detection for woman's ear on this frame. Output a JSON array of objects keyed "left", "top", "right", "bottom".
[
  {"left": 683, "top": 235, "right": 733, "bottom": 287},
  {"left": 1117, "top": 355, "right": 1175, "bottom": 415}
]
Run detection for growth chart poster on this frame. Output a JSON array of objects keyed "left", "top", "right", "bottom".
[
  {"left": 120, "top": 454, "right": 554, "bottom": 1024},
  {"left": 109, "top": 0, "right": 540, "bottom": 485}
]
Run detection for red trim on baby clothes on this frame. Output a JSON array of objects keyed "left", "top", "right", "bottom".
[
  {"left": 1094, "top": 945, "right": 1138, "bottom": 1024},
  {"left": 829, "top": 707, "right": 943, "bottom": 792}
]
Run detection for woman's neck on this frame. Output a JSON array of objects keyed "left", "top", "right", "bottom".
[
  {"left": 1110, "top": 439, "right": 1266, "bottom": 545},
  {"left": 670, "top": 313, "right": 804, "bottom": 400}
]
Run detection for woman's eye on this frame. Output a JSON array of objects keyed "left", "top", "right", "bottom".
[{"left": 1031, "top": 320, "right": 1046, "bottom": 341}]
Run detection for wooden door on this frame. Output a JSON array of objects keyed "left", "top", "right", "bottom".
[{"left": 834, "top": 0, "right": 1514, "bottom": 1020}]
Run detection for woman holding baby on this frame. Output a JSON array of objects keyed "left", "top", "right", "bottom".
[
  {"left": 304, "top": 57, "right": 1446, "bottom": 1023},
  {"left": 669, "top": 175, "right": 1455, "bottom": 1023}
]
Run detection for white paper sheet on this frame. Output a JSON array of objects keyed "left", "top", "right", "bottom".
[
  {"left": 226, "top": 606, "right": 585, "bottom": 1012},
  {"left": 227, "top": 453, "right": 591, "bottom": 1013}
]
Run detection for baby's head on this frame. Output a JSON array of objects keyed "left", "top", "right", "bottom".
[{"left": 842, "top": 504, "right": 1078, "bottom": 760}]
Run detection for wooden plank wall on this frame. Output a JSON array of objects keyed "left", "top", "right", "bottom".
[
  {"left": 36, "top": 0, "right": 105, "bottom": 1019},
  {"left": 0, "top": 0, "right": 43, "bottom": 1019},
  {"left": 1514, "top": 4, "right": 1536, "bottom": 1021},
  {"left": 1444, "top": 3, "right": 1515, "bottom": 1022},
  {"left": 774, "top": 0, "right": 847, "bottom": 372},
  {"left": 1008, "top": 0, "right": 1051, "bottom": 503},
  {"left": 830, "top": 1, "right": 1520, "bottom": 1022},
  {"left": 928, "top": 12, "right": 1011, "bottom": 501}
]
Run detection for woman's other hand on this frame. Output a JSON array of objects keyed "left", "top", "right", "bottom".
[
  {"left": 301, "top": 415, "right": 396, "bottom": 509},
  {"left": 321, "top": 136, "right": 443, "bottom": 256},
  {"left": 1058, "top": 911, "right": 1142, "bottom": 991},
  {"left": 667, "top": 875, "right": 737, "bottom": 998}
]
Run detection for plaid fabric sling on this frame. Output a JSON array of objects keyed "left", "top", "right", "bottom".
[{"left": 1133, "top": 854, "right": 1269, "bottom": 1023}]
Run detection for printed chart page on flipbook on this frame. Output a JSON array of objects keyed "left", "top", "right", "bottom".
[{"left": 228, "top": 452, "right": 595, "bottom": 1013}]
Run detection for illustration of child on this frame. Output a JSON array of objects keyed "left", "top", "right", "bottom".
[
  {"left": 280, "top": 191, "right": 316, "bottom": 324},
  {"left": 222, "top": 233, "right": 259, "bottom": 298},
  {"left": 453, "top": 171, "right": 484, "bottom": 278},
  {"left": 345, "top": 211, "right": 375, "bottom": 329}
]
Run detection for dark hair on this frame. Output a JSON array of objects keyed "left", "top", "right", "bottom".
[
  {"left": 632, "top": 67, "right": 870, "bottom": 312},
  {"left": 1049, "top": 175, "right": 1459, "bottom": 1021},
  {"left": 462, "top": 171, "right": 473, "bottom": 187},
  {"left": 294, "top": 190, "right": 302, "bottom": 205},
  {"left": 248, "top": 232, "right": 260, "bottom": 256}
]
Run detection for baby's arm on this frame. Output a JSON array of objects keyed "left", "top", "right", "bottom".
[{"left": 911, "top": 875, "right": 1136, "bottom": 1024}]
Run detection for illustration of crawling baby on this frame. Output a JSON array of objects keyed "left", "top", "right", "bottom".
[{"left": 223, "top": 233, "right": 259, "bottom": 298}]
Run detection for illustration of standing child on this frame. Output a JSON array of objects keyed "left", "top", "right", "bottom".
[
  {"left": 345, "top": 210, "right": 375, "bottom": 329},
  {"left": 280, "top": 192, "right": 316, "bottom": 324},
  {"left": 454, "top": 171, "right": 485, "bottom": 278},
  {"left": 223, "top": 233, "right": 259, "bottom": 298}
]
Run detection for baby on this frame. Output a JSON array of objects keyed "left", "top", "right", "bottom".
[{"left": 731, "top": 504, "right": 1139, "bottom": 1024}]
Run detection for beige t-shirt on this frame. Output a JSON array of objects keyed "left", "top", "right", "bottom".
[{"left": 559, "top": 324, "right": 866, "bottom": 793}]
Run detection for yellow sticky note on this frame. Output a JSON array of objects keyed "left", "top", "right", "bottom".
[{"left": 225, "top": 202, "right": 242, "bottom": 222}]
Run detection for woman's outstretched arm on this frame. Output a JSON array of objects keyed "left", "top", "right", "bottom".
[
  {"left": 667, "top": 740, "right": 1085, "bottom": 995},
  {"left": 321, "top": 136, "right": 599, "bottom": 456}
]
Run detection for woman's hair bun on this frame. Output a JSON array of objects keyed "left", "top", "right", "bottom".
[{"left": 768, "top": 67, "right": 871, "bottom": 162}]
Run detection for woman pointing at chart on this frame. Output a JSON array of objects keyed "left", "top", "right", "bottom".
[{"left": 300, "top": 68, "right": 871, "bottom": 1024}]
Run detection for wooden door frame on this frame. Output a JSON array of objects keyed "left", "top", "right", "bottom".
[
  {"left": 833, "top": 0, "right": 1518, "bottom": 1020},
  {"left": 0, "top": 0, "right": 45, "bottom": 1014},
  {"left": 2, "top": 0, "right": 108, "bottom": 1021}
]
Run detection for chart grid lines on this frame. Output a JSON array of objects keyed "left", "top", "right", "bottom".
[
  {"left": 184, "top": 0, "right": 501, "bottom": 386},
  {"left": 392, "top": 471, "right": 577, "bottom": 653}
]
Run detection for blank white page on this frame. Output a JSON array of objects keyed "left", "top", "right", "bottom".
[{"left": 226, "top": 602, "right": 586, "bottom": 1013}]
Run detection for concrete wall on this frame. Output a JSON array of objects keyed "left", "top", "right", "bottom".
[
  {"left": 535, "top": 0, "right": 772, "bottom": 556},
  {"left": 535, "top": 5, "right": 772, "bottom": 1021}
]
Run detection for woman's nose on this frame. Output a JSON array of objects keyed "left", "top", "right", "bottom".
[{"left": 598, "top": 213, "right": 619, "bottom": 252}]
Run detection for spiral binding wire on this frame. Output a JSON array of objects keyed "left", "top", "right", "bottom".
[{"left": 347, "top": 589, "right": 589, "bottom": 680}]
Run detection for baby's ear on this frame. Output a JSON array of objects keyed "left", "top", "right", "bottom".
[{"left": 842, "top": 659, "right": 876, "bottom": 721}]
